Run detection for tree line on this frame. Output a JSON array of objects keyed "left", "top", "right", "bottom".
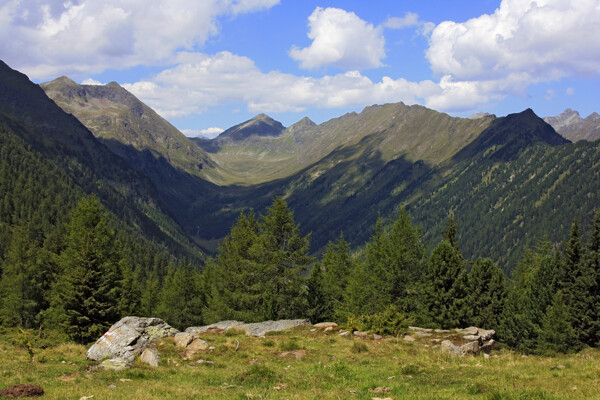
[{"left": 1, "top": 195, "right": 598, "bottom": 353}]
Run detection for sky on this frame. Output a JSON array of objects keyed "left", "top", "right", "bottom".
[{"left": 1, "top": 0, "right": 599, "bottom": 138}]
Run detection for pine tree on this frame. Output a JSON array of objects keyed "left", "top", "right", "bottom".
[
  {"left": 47, "top": 197, "right": 121, "bottom": 343},
  {"left": 588, "top": 210, "right": 600, "bottom": 345},
  {"left": 203, "top": 211, "right": 264, "bottom": 323},
  {"left": 464, "top": 258, "right": 506, "bottom": 329},
  {"left": 305, "top": 262, "right": 329, "bottom": 323},
  {"left": 421, "top": 240, "right": 465, "bottom": 328},
  {"left": 539, "top": 291, "right": 579, "bottom": 353},
  {"left": 155, "top": 263, "right": 204, "bottom": 330},
  {"left": 257, "top": 197, "right": 312, "bottom": 320},
  {"left": 321, "top": 234, "right": 352, "bottom": 321}
]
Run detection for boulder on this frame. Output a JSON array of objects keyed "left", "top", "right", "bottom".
[
  {"left": 314, "top": 322, "right": 338, "bottom": 329},
  {"left": 478, "top": 329, "right": 495, "bottom": 341},
  {"left": 0, "top": 384, "right": 44, "bottom": 398},
  {"left": 186, "top": 319, "right": 310, "bottom": 337},
  {"left": 99, "top": 358, "right": 132, "bottom": 371},
  {"left": 458, "top": 327, "right": 479, "bottom": 336},
  {"left": 140, "top": 347, "right": 160, "bottom": 367},
  {"left": 174, "top": 332, "right": 195, "bottom": 348},
  {"left": 184, "top": 339, "right": 209, "bottom": 360},
  {"left": 87, "top": 316, "right": 178, "bottom": 362}
]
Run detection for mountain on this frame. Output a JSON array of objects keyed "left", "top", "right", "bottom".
[
  {"left": 40, "top": 77, "right": 222, "bottom": 183},
  {"left": 217, "top": 113, "right": 285, "bottom": 140},
  {"left": 195, "top": 102, "right": 495, "bottom": 185},
  {"left": 544, "top": 109, "right": 600, "bottom": 142},
  {"left": 21, "top": 63, "right": 600, "bottom": 270},
  {"left": 0, "top": 60, "right": 203, "bottom": 262}
]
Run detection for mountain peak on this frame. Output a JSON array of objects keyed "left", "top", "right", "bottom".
[{"left": 218, "top": 114, "right": 285, "bottom": 141}]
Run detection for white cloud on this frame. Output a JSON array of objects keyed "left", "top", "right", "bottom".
[
  {"left": 566, "top": 87, "right": 575, "bottom": 96},
  {"left": 181, "top": 127, "right": 224, "bottom": 138},
  {"left": 289, "top": 7, "right": 386, "bottom": 70},
  {"left": 383, "top": 12, "right": 420, "bottom": 29},
  {"left": 123, "top": 51, "right": 441, "bottom": 118},
  {"left": 81, "top": 78, "right": 103, "bottom": 85},
  {"left": 0, "top": 0, "right": 280, "bottom": 79},
  {"left": 427, "top": 0, "right": 600, "bottom": 85}
]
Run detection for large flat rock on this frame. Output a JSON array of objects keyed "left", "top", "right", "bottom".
[{"left": 186, "top": 319, "right": 310, "bottom": 337}]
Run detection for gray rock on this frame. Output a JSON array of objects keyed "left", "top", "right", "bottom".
[
  {"left": 460, "top": 340, "right": 480, "bottom": 355},
  {"left": 100, "top": 358, "right": 132, "bottom": 371},
  {"left": 373, "top": 334, "right": 383, "bottom": 340},
  {"left": 186, "top": 319, "right": 310, "bottom": 337},
  {"left": 314, "top": 322, "right": 338, "bottom": 329},
  {"left": 463, "top": 335, "right": 480, "bottom": 341},
  {"left": 415, "top": 331, "right": 432, "bottom": 337},
  {"left": 408, "top": 326, "right": 434, "bottom": 332},
  {"left": 174, "top": 332, "right": 194, "bottom": 348},
  {"left": 441, "top": 340, "right": 460, "bottom": 356},
  {"left": 87, "top": 316, "right": 178, "bottom": 362},
  {"left": 481, "top": 339, "right": 495, "bottom": 353},
  {"left": 353, "top": 331, "right": 368, "bottom": 338},
  {"left": 403, "top": 335, "right": 416, "bottom": 342},
  {"left": 478, "top": 329, "right": 496, "bottom": 341},
  {"left": 140, "top": 347, "right": 160, "bottom": 367},
  {"left": 458, "top": 327, "right": 479, "bottom": 336}
]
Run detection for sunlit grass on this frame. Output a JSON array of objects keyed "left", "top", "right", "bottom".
[{"left": 1, "top": 326, "right": 599, "bottom": 399}]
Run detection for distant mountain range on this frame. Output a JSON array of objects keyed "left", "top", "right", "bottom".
[
  {"left": 544, "top": 108, "right": 600, "bottom": 142},
  {"left": 1, "top": 59, "right": 598, "bottom": 270}
]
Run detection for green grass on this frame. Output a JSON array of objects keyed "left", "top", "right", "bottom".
[{"left": 1, "top": 326, "right": 599, "bottom": 399}]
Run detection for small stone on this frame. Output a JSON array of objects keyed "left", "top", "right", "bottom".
[
  {"left": 324, "top": 327, "right": 333, "bottom": 332},
  {"left": 550, "top": 365, "right": 565, "bottom": 370},
  {"left": 310, "top": 328, "right": 317, "bottom": 332},
  {"left": 373, "top": 334, "right": 383, "bottom": 340},
  {"left": 197, "top": 359, "right": 215, "bottom": 365},
  {"left": 353, "top": 331, "right": 368, "bottom": 337},
  {"left": 483, "top": 353, "right": 490, "bottom": 359},
  {"left": 369, "top": 386, "right": 392, "bottom": 393},
  {"left": 339, "top": 331, "right": 350, "bottom": 336},
  {"left": 185, "top": 339, "right": 209, "bottom": 359},
  {"left": 208, "top": 346, "right": 216, "bottom": 350},
  {"left": 403, "top": 335, "right": 416, "bottom": 342},
  {"left": 107, "top": 384, "right": 117, "bottom": 389},
  {"left": 414, "top": 331, "right": 432, "bottom": 337}
]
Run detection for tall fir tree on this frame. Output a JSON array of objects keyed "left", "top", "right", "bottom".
[
  {"left": 539, "top": 291, "right": 579, "bottom": 353},
  {"left": 321, "top": 233, "right": 353, "bottom": 321},
  {"left": 258, "top": 197, "right": 312, "bottom": 320},
  {"left": 155, "top": 263, "right": 204, "bottom": 330},
  {"left": 47, "top": 197, "right": 121, "bottom": 343},
  {"left": 464, "top": 258, "right": 506, "bottom": 329},
  {"left": 420, "top": 240, "right": 466, "bottom": 328},
  {"left": 588, "top": 211, "right": 600, "bottom": 345}
]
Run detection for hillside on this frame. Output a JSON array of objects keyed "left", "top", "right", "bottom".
[
  {"left": 0, "top": 60, "right": 203, "bottom": 263},
  {"left": 545, "top": 109, "right": 600, "bottom": 142},
  {"left": 40, "top": 77, "right": 224, "bottom": 184},
  {"left": 195, "top": 103, "right": 494, "bottom": 185}
]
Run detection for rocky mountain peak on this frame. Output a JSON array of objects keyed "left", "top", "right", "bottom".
[{"left": 218, "top": 114, "right": 286, "bottom": 141}]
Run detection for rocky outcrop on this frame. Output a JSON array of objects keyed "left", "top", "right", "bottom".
[
  {"left": 186, "top": 319, "right": 310, "bottom": 337},
  {"left": 406, "top": 326, "right": 496, "bottom": 357},
  {"left": 87, "top": 317, "right": 178, "bottom": 362}
]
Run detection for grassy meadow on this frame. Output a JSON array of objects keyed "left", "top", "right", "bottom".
[{"left": 1, "top": 326, "right": 599, "bottom": 400}]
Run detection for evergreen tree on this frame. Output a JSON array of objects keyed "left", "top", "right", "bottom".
[
  {"left": 47, "top": 197, "right": 121, "bottom": 343},
  {"left": 203, "top": 211, "right": 264, "bottom": 323},
  {"left": 442, "top": 211, "right": 460, "bottom": 251},
  {"left": 118, "top": 259, "right": 142, "bottom": 317},
  {"left": 539, "top": 291, "right": 579, "bottom": 353},
  {"left": 421, "top": 240, "right": 466, "bottom": 328},
  {"left": 305, "top": 262, "right": 329, "bottom": 323},
  {"left": 321, "top": 234, "right": 352, "bottom": 321},
  {"left": 140, "top": 272, "right": 161, "bottom": 317},
  {"left": 155, "top": 263, "right": 204, "bottom": 330},
  {"left": 258, "top": 197, "right": 312, "bottom": 320},
  {"left": 588, "top": 211, "right": 600, "bottom": 345},
  {"left": 464, "top": 258, "right": 506, "bottom": 329}
]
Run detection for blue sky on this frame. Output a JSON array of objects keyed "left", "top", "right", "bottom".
[{"left": 2, "top": 0, "right": 599, "bottom": 137}]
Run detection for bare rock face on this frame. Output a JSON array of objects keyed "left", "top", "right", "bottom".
[
  {"left": 174, "top": 332, "right": 195, "bottom": 348},
  {"left": 0, "top": 384, "right": 44, "bottom": 398},
  {"left": 87, "top": 316, "right": 178, "bottom": 362},
  {"left": 140, "top": 347, "right": 160, "bottom": 367},
  {"left": 186, "top": 319, "right": 310, "bottom": 337}
]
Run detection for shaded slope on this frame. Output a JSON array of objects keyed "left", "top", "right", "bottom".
[
  {"left": 0, "top": 60, "right": 203, "bottom": 262},
  {"left": 40, "top": 77, "right": 221, "bottom": 182}
]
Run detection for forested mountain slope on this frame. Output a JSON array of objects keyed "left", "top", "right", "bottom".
[{"left": 0, "top": 60, "right": 203, "bottom": 264}]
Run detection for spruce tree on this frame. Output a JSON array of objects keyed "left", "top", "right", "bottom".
[
  {"left": 155, "top": 263, "right": 203, "bottom": 330},
  {"left": 588, "top": 211, "right": 600, "bottom": 345},
  {"left": 305, "top": 262, "right": 329, "bottom": 323},
  {"left": 258, "top": 197, "right": 312, "bottom": 320},
  {"left": 421, "top": 240, "right": 465, "bottom": 328},
  {"left": 48, "top": 197, "right": 121, "bottom": 343},
  {"left": 321, "top": 234, "right": 352, "bottom": 321},
  {"left": 464, "top": 258, "right": 506, "bottom": 329},
  {"left": 539, "top": 291, "right": 578, "bottom": 353}
]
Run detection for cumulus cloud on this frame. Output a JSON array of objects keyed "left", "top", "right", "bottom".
[
  {"left": 0, "top": 0, "right": 280, "bottom": 79},
  {"left": 427, "top": 0, "right": 600, "bottom": 86},
  {"left": 383, "top": 12, "right": 420, "bottom": 29},
  {"left": 181, "top": 127, "right": 224, "bottom": 138},
  {"left": 123, "top": 51, "right": 441, "bottom": 118},
  {"left": 289, "top": 7, "right": 386, "bottom": 70}
]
